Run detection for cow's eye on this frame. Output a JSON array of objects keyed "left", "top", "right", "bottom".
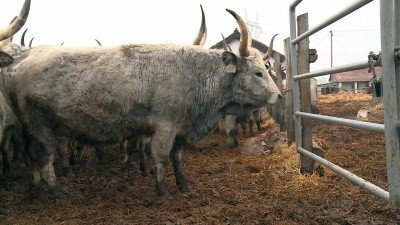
[{"left": 255, "top": 72, "right": 263, "bottom": 78}]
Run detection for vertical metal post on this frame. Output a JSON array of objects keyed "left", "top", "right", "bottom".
[
  {"left": 380, "top": 0, "right": 400, "bottom": 209},
  {"left": 290, "top": 1, "right": 303, "bottom": 150},
  {"left": 330, "top": 30, "right": 333, "bottom": 85}
]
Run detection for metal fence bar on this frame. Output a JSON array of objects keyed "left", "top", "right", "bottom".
[
  {"left": 289, "top": 0, "right": 400, "bottom": 209},
  {"left": 380, "top": 0, "right": 400, "bottom": 209},
  {"left": 294, "top": 60, "right": 380, "bottom": 81},
  {"left": 289, "top": 0, "right": 302, "bottom": 10},
  {"left": 292, "top": 0, "right": 373, "bottom": 44},
  {"left": 297, "top": 147, "right": 390, "bottom": 201},
  {"left": 295, "top": 112, "right": 385, "bottom": 133},
  {"left": 289, "top": 1, "right": 303, "bottom": 148}
]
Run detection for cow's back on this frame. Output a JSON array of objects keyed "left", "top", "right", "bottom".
[{"left": 13, "top": 44, "right": 228, "bottom": 143}]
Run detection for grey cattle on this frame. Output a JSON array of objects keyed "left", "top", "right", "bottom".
[
  {"left": 120, "top": 4, "right": 208, "bottom": 177},
  {"left": 11, "top": 8, "right": 281, "bottom": 198},
  {"left": 65, "top": 4, "right": 206, "bottom": 179},
  {"left": 0, "top": 0, "right": 31, "bottom": 175}
]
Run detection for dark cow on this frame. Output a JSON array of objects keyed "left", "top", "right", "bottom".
[{"left": 10, "top": 8, "right": 281, "bottom": 198}]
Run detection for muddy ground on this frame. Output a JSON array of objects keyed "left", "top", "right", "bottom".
[{"left": 0, "top": 92, "right": 399, "bottom": 224}]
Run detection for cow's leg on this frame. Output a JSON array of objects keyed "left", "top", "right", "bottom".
[
  {"left": 240, "top": 120, "right": 247, "bottom": 137},
  {"left": 10, "top": 124, "right": 25, "bottom": 164},
  {"left": 26, "top": 136, "right": 61, "bottom": 195},
  {"left": 57, "top": 137, "right": 75, "bottom": 178},
  {"left": 26, "top": 123, "right": 64, "bottom": 196},
  {"left": 25, "top": 137, "right": 43, "bottom": 190},
  {"left": 119, "top": 141, "right": 127, "bottom": 153},
  {"left": 70, "top": 140, "right": 86, "bottom": 165},
  {"left": 225, "top": 115, "right": 239, "bottom": 148},
  {"left": 94, "top": 146, "right": 105, "bottom": 163},
  {"left": 121, "top": 138, "right": 136, "bottom": 177},
  {"left": 151, "top": 122, "right": 176, "bottom": 198},
  {"left": 11, "top": 134, "right": 21, "bottom": 162},
  {"left": 248, "top": 119, "right": 255, "bottom": 136},
  {"left": 25, "top": 138, "right": 43, "bottom": 197},
  {"left": 69, "top": 140, "right": 78, "bottom": 166},
  {"left": 1, "top": 135, "right": 10, "bottom": 175},
  {"left": 252, "top": 110, "right": 262, "bottom": 131},
  {"left": 139, "top": 137, "right": 151, "bottom": 177},
  {"left": 29, "top": 167, "right": 41, "bottom": 191},
  {"left": 170, "top": 147, "right": 190, "bottom": 192},
  {"left": 40, "top": 152, "right": 57, "bottom": 189}
]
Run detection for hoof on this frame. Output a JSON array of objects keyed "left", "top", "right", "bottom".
[
  {"left": 121, "top": 164, "right": 129, "bottom": 173},
  {"left": 50, "top": 185, "right": 67, "bottom": 199},
  {"left": 228, "top": 143, "right": 236, "bottom": 149},
  {"left": 141, "top": 171, "right": 150, "bottom": 177},
  {"left": 63, "top": 167, "right": 76, "bottom": 178},
  {"left": 159, "top": 192, "right": 173, "bottom": 200},
  {"left": 179, "top": 183, "right": 192, "bottom": 193},
  {"left": 157, "top": 188, "right": 173, "bottom": 200}
]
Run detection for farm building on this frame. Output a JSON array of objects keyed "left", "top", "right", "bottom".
[{"left": 329, "top": 67, "right": 382, "bottom": 93}]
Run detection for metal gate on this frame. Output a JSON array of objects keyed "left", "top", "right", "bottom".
[{"left": 289, "top": 0, "right": 400, "bottom": 209}]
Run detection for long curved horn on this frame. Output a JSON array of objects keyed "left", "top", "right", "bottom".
[
  {"left": 263, "top": 34, "right": 279, "bottom": 63},
  {"left": 29, "top": 37, "right": 34, "bottom": 47},
  {"left": 226, "top": 9, "right": 251, "bottom": 57},
  {"left": 0, "top": 0, "right": 31, "bottom": 42},
  {"left": 192, "top": 5, "right": 207, "bottom": 46},
  {"left": 267, "top": 61, "right": 273, "bottom": 75},
  {"left": 7, "top": 17, "right": 17, "bottom": 43},
  {"left": 20, "top": 28, "right": 28, "bottom": 47},
  {"left": 221, "top": 34, "right": 232, "bottom": 51},
  {"left": 95, "top": 39, "right": 102, "bottom": 46}
]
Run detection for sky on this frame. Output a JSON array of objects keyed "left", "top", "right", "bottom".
[{"left": 0, "top": 0, "right": 381, "bottom": 84}]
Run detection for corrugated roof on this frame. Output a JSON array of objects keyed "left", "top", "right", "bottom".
[
  {"left": 334, "top": 67, "right": 382, "bottom": 82},
  {"left": 209, "top": 28, "right": 285, "bottom": 63}
]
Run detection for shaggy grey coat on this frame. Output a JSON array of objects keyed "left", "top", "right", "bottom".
[{"left": 13, "top": 43, "right": 281, "bottom": 197}]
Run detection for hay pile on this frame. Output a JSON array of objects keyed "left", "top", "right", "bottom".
[{"left": 0, "top": 92, "right": 399, "bottom": 224}]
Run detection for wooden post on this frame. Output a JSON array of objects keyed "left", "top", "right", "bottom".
[
  {"left": 297, "top": 13, "right": 314, "bottom": 174},
  {"left": 274, "top": 53, "right": 283, "bottom": 93},
  {"left": 274, "top": 52, "right": 285, "bottom": 131},
  {"left": 283, "top": 38, "right": 294, "bottom": 145}
]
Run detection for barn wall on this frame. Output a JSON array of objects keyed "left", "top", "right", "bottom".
[
  {"left": 357, "top": 81, "right": 370, "bottom": 93},
  {"left": 340, "top": 82, "right": 354, "bottom": 92},
  {"left": 338, "top": 81, "right": 370, "bottom": 93}
]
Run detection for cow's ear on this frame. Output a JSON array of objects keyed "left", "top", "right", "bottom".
[
  {"left": 0, "top": 51, "right": 13, "bottom": 67},
  {"left": 221, "top": 51, "right": 237, "bottom": 74}
]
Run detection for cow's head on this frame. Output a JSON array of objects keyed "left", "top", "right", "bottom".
[
  {"left": 223, "top": 9, "right": 281, "bottom": 106},
  {"left": 0, "top": 0, "right": 31, "bottom": 68}
]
